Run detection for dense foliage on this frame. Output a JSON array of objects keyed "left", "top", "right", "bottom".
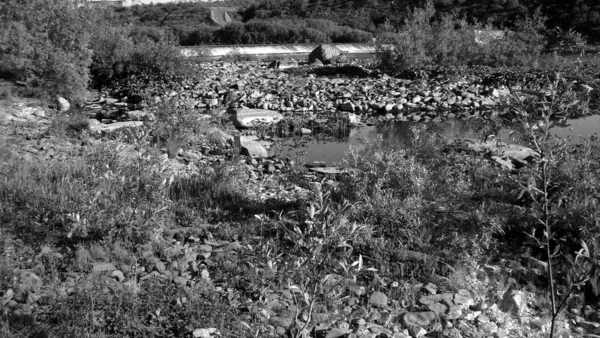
[
  {"left": 0, "top": 0, "right": 94, "bottom": 102},
  {"left": 0, "top": 1, "right": 189, "bottom": 101},
  {"left": 111, "top": 2, "right": 374, "bottom": 46},
  {"left": 95, "top": 0, "right": 600, "bottom": 47},
  {"left": 377, "top": 3, "right": 547, "bottom": 72},
  {"left": 239, "top": 0, "right": 600, "bottom": 42}
]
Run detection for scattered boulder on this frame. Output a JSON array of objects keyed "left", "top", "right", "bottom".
[
  {"left": 127, "top": 110, "right": 148, "bottom": 121},
  {"left": 267, "top": 59, "right": 298, "bottom": 69},
  {"left": 110, "top": 270, "right": 125, "bottom": 282},
  {"left": 309, "top": 44, "right": 342, "bottom": 64},
  {"left": 193, "top": 328, "right": 220, "bottom": 338},
  {"left": 418, "top": 293, "right": 454, "bottom": 305},
  {"left": 235, "top": 135, "right": 268, "bottom": 157},
  {"left": 333, "top": 54, "right": 349, "bottom": 64},
  {"left": 498, "top": 288, "right": 532, "bottom": 318},
  {"left": 310, "top": 58, "right": 324, "bottom": 66},
  {"left": 300, "top": 128, "right": 312, "bottom": 135},
  {"left": 428, "top": 302, "right": 448, "bottom": 316},
  {"left": 423, "top": 283, "right": 438, "bottom": 295},
  {"left": 448, "top": 138, "right": 539, "bottom": 170},
  {"left": 325, "top": 328, "right": 349, "bottom": 338},
  {"left": 502, "top": 144, "right": 540, "bottom": 167},
  {"left": 368, "top": 291, "right": 388, "bottom": 308},
  {"left": 280, "top": 59, "right": 299, "bottom": 69},
  {"left": 57, "top": 96, "right": 70, "bottom": 112},
  {"left": 229, "top": 108, "right": 283, "bottom": 128},
  {"left": 309, "top": 167, "right": 344, "bottom": 175},
  {"left": 269, "top": 316, "right": 293, "bottom": 328},
  {"left": 89, "top": 121, "right": 143, "bottom": 134},
  {"left": 346, "top": 113, "right": 361, "bottom": 125},
  {"left": 402, "top": 311, "right": 437, "bottom": 327},
  {"left": 8, "top": 105, "right": 46, "bottom": 121}
]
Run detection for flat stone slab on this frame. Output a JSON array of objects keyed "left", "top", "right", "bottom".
[
  {"left": 229, "top": 108, "right": 283, "bottom": 128},
  {"left": 308, "top": 167, "right": 345, "bottom": 174},
  {"left": 234, "top": 135, "right": 268, "bottom": 157},
  {"left": 89, "top": 121, "right": 143, "bottom": 133},
  {"left": 92, "top": 262, "right": 116, "bottom": 274}
]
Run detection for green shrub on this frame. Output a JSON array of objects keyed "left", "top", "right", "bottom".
[
  {"left": 376, "top": 1, "right": 547, "bottom": 73},
  {"left": 89, "top": 23, "right": 185, "bottom": 95},
  {"left": 336, "top": 126, "right": 516, "bottom": 266},
  {"left": 47, "top": 107, "right": 91, "bottom": 138},
  {"left": 0, "top": 140, "right": 173, "bottom": 248},
  {"left": 0, "top": 0, "right": 93, "bottom": 103},
  {"left": 176, "top": 23, "right": 218, "bottom": 45},
  {"left": 43, "top": 278, "right": 246, "bottom": 337}
]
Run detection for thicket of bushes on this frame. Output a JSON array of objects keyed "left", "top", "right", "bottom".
[
  {"left": 91, "top": 0, "right": 600, "bottom": 47},
  {"left": 0, "top": 0, "right": 94, "bottom": 103},
  {"left": 174, "top": 19, "right": 372, "bottom": 45},
  {"left": 109, "top": 1, "right": 374, "bottom": 46},
  {"left": 377, "top": 2, "right": 548, "bottom": 73},
  {"left": 0, "top": 1, "right": 188, "bottom": 103}
]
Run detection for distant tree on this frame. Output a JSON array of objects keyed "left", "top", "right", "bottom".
[
  {"left": 129, "top": 26, "right": 166, "bottom": 44},
  {"left": 215, "top": 22, "right": 246, "bottom": 44},
  {"left": 590, "top": 11, "right": 600, "bottom": 24},
  {"left": 506, "top": 0, "right": 519, "bottom": 10},
  {"left": 177, "top": 24, "right": 216, "bottom": 46}
]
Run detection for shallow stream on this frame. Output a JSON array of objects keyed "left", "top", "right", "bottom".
[{"left": 273, "top": 115, "right": 600, "bottom": 166}]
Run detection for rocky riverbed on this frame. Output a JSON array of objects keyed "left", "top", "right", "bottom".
[
  {"left": 78, "top": 60, "right": 597, "bottom": 172},
  {"left": 2, "top": 61, "right": 600, "bottom": 338},
  {"left": 95, "top": 61, "right": 596, "bottom": 130},
  {"left": 87, "top": 60, "right": 599, "bottom": 143}
]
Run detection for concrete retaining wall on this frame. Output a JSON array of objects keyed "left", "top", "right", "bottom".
[{"left": 179, "top": 43, "right": 377, "bottom": 59}]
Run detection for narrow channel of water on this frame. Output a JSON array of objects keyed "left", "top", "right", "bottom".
[{"left": 273, "top": 115, "right": 600, "bottom": 166}]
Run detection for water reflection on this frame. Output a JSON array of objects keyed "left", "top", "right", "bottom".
[{"left": 274, "top": 115, "right": 600, "bottom": 166}]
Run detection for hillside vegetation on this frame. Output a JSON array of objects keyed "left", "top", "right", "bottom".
[{"left": 107, "top": 0, "right": 600, "bottom": 45}]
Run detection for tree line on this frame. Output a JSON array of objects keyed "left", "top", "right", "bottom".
[{"left": 110, "top": 0, "right": 600, "bottom": 45}]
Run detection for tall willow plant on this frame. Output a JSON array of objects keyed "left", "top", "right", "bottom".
[{"left": 512, "top": 74, "right": 599, "bottom": 337}]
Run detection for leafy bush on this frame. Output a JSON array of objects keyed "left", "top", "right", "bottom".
[
  {"left": 0, "top": 139, "right": 174, "bottom": 248},
  {"left": 89, "top": 23, "right": 185, "bottom": 94},
  {"left": 336, "top": 127, "right": 508, "bottom": 265},
  {"left": 0, "top": 0, "right": 93, "bottom": 102},
  {"left": 377, "top": 1, "right": 547, "bottom": 73},
  {"left": 503, "top": 76, "right": 600, "bottom": 335},
  {"left": 47, "top": 107, "right": 91, "bottom": 138},
  {"left": 175, "top": 23, "right": 218, "bottom": 46}
]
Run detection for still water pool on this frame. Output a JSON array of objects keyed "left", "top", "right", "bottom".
[{"left": 273, "top": 115, "right": 600, "bottom": 166}]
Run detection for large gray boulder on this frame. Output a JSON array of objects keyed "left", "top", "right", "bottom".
[
  {"left": 308, "top": 44, "right": 342, "bottom": 64},
  {"left": 229, "top": 108, "right": 283, "bottom": 128}
]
